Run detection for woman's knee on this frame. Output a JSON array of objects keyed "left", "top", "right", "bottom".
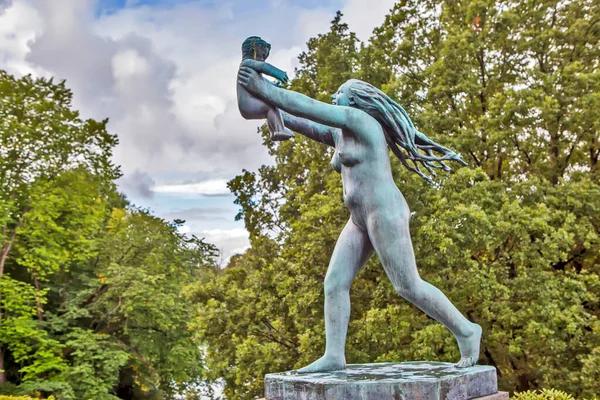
[
  {"left": 324, "top": 273, "right": 351, "bottom": 297},
  {"left": 396, "top": 278, "right": 427, "bottom": 302}
]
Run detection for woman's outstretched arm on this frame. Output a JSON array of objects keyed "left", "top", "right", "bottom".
[
  {"left": 238, "top": 66, "right": 370, "bottom": 133},
  {"left": 281, "top": 111, "right": 339, "bottom": 147}
]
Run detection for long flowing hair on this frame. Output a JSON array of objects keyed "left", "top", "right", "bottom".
[{"left": 345, "top": 79, "right": 466, "bottom": 182}]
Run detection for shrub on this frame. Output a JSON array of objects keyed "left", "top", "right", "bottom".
[
  {"left": 0, "top": 396, "right": 55, "bottom": 400},
  {"left": 514, "top": 389, "right": 599, "bottom": 400}
]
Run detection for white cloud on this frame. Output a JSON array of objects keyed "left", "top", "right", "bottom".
[
  {"left": 196, "top": 228, "right": 250, "bottom": 265},
  {"left": 165, "top": 206, "right": 232, "bottom": 222},
  {"left": 178, "top": 225, "right": 191, "bottom": 234},
  {"left": 0, "top": 0, "right": 395, "bottom": 259},
  {"left": 153, "top": 179, "right": 230, "bottom": 196},
  {"left": 290, "top": 0, "right": 396, "bottom": 44},
  {"left": 0, "top": 0, "right": 46, "bottom": 76},
  {"left": 112, "top": 48, "right": 150, "bottom": 80},
  {"left": 342, "top": 0, "right": 396, "bottom": 42},
  {"left": 294, "top": 7, "right": 333, "bottom": 43}
]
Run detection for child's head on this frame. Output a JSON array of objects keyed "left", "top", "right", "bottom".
[{"left": 242, "top": 36, "right": 271, "bottom": 61}]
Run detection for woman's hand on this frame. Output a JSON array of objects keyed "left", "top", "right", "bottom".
[{"left": 238, "top": 66, "right": 265, "bottom": 95}]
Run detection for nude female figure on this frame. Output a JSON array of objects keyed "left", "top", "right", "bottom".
[{"left": 238, "top": 66, "right": 482, "bottom": 373}]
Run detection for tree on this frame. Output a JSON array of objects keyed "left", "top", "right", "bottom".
[
  {"left": 0, "top": 71, "right": 121, "bottom": 389},
  {"left": 194, "top": 2, "right": 600, "bottom": 398},
  {"left": 48, "top": 208, "right": 218, "bottom": 399},
  {"left": 0, "top": 70, "right": 220, "bottom": 399},
  {"left": 0, "top": 71, "right": 120, "bottom": 277},
  {"left": 371, "top": 0, "right": 600, "bottom": 393}
]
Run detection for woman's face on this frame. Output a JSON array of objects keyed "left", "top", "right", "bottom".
[{"left": 331, "top": 84, "right": 352, "bottom": 106}]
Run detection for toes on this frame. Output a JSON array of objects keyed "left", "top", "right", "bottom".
[{"left": 456, "top": 357, "right": 475, "bottom": 368}]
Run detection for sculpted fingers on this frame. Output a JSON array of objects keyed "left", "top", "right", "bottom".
[
  {"left": 237, "top": 66, "right": 266, "bottom": 93},
  {"left": 237, "top": 68, "right": 252, "bottom": 87},
  {"left": 237, "top": 68, "right": 250, "bottom": 79},
  {"left": 238, "top": 68, "right": 256, "bottom": 86},
  {"left": 239, "top": 66, "right": 257, "bottom": 77}
]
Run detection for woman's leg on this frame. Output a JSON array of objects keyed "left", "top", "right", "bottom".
[
  {"left": 298, "top": 218, "right": 373, "bottom": 373},
  {"left": 367, "top": 212, "right": 481, "bottom": 368}
]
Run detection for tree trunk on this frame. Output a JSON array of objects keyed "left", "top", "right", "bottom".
[
  {"left": 33, "top": 272, "right": 44, "bottom": 321},
  {"left": 0, "top": 239, "right": 13, "bottom": 278},
  {"left": 0, "top": 346, "right": 6, "bottom": 384},
  {"left": 0, "top": 229, "right": 18, "bottom": 278},
  {"left": 1, "top": 212, "right": 26, "bottom": 278}
]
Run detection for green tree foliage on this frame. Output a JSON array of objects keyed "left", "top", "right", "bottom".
[
  {"left": 194, "top": 2, "right": 600, "bottom": 398},
  {"left": 0, "top": 71, "right": 219, "bottom": 399},
  {"left": 47, "top": 208, "right": 218, "bottom": 399},
  {"left": 514, "top": 388, "right": 598, "bottom": 400},
  {"left": 0, "top": 70, "right": 121, "bottom": 393}
]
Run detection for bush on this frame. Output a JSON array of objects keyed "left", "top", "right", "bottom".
[
  {"left": 514, "top": 389, "right": 599, "bottom": 400},
  {"left": 0, "top": 396, "right": 55, "bottom": 400}
]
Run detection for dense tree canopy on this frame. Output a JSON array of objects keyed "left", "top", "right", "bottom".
[
  {"left": 0, "top": 72, "right": 219, "bottom": 399},
  {"left": 194, "top": 1, "right": 600, "bottom": 399}
]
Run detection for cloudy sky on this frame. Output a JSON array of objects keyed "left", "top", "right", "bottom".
[{"left": 0, "top": 0, "right": 395, "bottom": 261}]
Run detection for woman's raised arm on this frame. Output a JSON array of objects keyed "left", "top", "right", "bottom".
[
  {"left": 281, "top": 111, "right": 339, "bottom": 147},
  {"left": 238, "top": 66, "right": 369, "bottom": 133}
]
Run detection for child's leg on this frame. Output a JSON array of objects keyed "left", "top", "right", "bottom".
[{"left": 266, "top": 106, "right": 295, "bottom": 141}]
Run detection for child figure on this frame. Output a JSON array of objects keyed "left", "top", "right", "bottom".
[{"left": 236, "top": 36, "right": 295, "bottom": 141}]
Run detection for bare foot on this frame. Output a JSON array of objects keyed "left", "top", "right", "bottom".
[
  {"left": 455, "top": 323, "right": 482, "bottom": 368},
  {"left": 271, "top": 128, "right": 295, "bottom": 141},
  {"left": 297, "top": 355, "right": 345, "bottom": 373}
]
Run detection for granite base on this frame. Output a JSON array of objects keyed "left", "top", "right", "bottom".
[
  {"left": 477, "top": 393, "right": 509, "bottom": 400},
  {"left": 264, "top": 362, "right": 504, "bottom": 400}
]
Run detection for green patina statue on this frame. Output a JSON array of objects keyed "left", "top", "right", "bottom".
[
  {"left": 238, "top": 62, "right": 482, "bottom": 373},
  {"left": 237, "top": 36, "right": 295, "bottom": 142}
]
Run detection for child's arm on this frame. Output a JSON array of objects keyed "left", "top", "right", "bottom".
[{"left": 241, "top": 59, "right": 288, "bottom": 84}]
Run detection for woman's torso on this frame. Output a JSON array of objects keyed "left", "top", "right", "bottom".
[{"left": 332, "top": 123, "right": 410, "bottom": 230}]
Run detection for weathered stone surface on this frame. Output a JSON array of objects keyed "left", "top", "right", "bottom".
[
  {"left": 265, "top": 362, "right": 499, "bottom": 400},
  {"left": 477, "top": 393, "right": 509, "bottom": 400}
]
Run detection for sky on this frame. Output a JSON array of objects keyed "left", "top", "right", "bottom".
[{"left": 0, "top": 0, "right": 396, "bottom": 262}]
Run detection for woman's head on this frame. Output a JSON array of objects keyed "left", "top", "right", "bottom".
[
  {"left": 331, "top": 81, "right": 355, "bottom": 106},
  {"left": 241, "top": 36, "right": 271, "bottom": 61},
  {"left": 335, "top": 79, "right": 466, "bottom": 182}
]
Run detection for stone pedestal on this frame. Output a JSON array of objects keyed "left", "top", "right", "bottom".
[{"left": 265, "top": 362, "right": 505, "bottom": 400}]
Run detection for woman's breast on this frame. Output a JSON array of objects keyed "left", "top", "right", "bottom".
[
  {"left": 330, "top": 152, "right": 342, "bottom": 173},
  {"left": 330, "top": 139, "right": 362, "bottom": 172},
  {"left": 338, "top": 149, "right": 361, "bottom": 167}
]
